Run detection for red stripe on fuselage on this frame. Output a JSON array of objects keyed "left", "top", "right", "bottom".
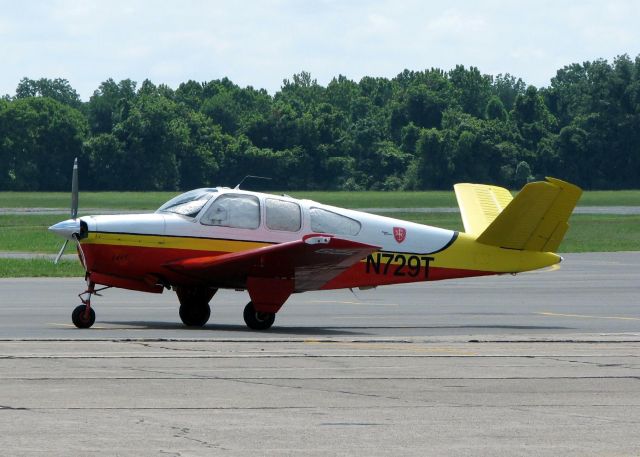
[
  {"left": 82, "top": 242, "right": 495, "bottom": 292},
  {"left": 320, "top": 262, "right": 495, "bottom": 290},
  {"left": 82, "top": 243, "right": 225, "bottom": 287}
]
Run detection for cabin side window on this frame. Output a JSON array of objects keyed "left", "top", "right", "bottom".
[
  {"left": 310, "top": 207, "right": 361, "bottom": 236},
  {"left": 266, "top": 199, "right": 302, "bottom": 232},
  {"left": 200, "top": 194, "right": 260, "bottom": 229}
]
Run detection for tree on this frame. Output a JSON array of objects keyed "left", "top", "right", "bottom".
[
  {"left": 514, "top": 161, "right": 533, "bottom": 187},
  {"left": 87, "top": 78, "right": 137, "bottom": 134},
  {"left": 0, "top": 97, "right": 87, "bottom": 190},
  {"left": 449, "top": 65, "right": 493, "bottom": 118},
  {"left": 15, "top": 77, "right": 82, "bottom": 109},
  {"left": 406, "top": 128, "right": 453, "bottom": 189},
  {"left": 485, "top": 96, "right": 508, "bottom": 121},
  {"left": 112, "top": 92, "right": 181, "bottom": 190},
  {"left": 3, "top": 55, "right": 640, "bottom": 191},
  {"left": 492, "top": 73, "right": 526, "bottom": 111},
  {"left": 512, "top": 86, "right": 557, "bottom": 152}
]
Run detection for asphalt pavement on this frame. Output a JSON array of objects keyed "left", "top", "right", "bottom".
[{"left": 1, "top": 251, "right": 639, "bottom": 456}]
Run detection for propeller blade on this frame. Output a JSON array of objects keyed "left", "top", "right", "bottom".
[
  {"left": 73, "top": 234, "right": 88, "bottom": 272},
  {"left": 71, "top": 157, "right": 78, "bottom": 219},
  {"left": 54, "top": 239, "right": 69, "bottom": 264}
]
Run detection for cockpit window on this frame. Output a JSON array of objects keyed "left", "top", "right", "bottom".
[
  {"left": 200, "top": 194, "right": 261, "bottom": 229},
  {"left": 156, "top": 188, "right": 217, "bottom": 217}
]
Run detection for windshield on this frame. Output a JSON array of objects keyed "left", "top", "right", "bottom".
[{"left": 156, "top": 188, "right": 218, "bottom": 217}]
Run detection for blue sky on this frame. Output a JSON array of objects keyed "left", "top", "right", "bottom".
[{"left": 1, "top": 0, "right": 639, "bottom": 100}]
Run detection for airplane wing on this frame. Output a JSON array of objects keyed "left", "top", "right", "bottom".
[{"left": 163, "top": 234, "right": 379, "bottom": 292}]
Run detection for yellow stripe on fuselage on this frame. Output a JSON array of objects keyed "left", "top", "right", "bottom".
[
  {"left": 366, "top": 233, "right": 560, "bottom": 274},
  {"left": 431, "top": 233, "right": 560, "bottom": 273},
  {"left": 83, "top": 232, "right": 270, "bottom": 253}
]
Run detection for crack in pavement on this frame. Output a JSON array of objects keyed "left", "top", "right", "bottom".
[
  {"left": 0, "top": 404, "right": 30, "bottom": 411},
  {"left": 542, "top": 356, "right": 640, "bottom": 370},
  {"left": 170, "top": 426, "right": 228, "bottom": 451},
  {"left": 1, "top": 404, "right": 638, "bottom": 411}
]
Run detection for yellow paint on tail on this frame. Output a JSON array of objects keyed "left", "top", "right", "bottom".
[
  {"left": 454, "top": 183, "right": 513, "bottom": 235},
  {"left": 454, "top": 177, "right": 582, "bottom": 253}
]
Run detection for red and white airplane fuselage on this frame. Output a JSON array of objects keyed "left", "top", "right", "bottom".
[{"left": 50, "top": 178, "right": 581, "bottom": 330}]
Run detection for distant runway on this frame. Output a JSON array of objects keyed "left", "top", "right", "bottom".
[{"left": 1, "top": 252, "right": 639, "bottom": 456}]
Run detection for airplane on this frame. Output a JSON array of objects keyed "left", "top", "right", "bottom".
[{"left": 49, "top": 159, "right": 582, "bottom": 330}]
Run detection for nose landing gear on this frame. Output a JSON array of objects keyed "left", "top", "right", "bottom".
[
  {"left": 71, "top": 282, "right": 109, "bottom": 329},
  {"left": 72, "top": 303, "right": 95, "bottom": 328}
]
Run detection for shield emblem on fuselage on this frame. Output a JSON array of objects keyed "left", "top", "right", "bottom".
[{"left": 393, "top": 227, "right": 406, "bottom": 243}]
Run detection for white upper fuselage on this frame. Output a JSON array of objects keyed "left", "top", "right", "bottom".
[{"left": 82, "top": 187, "right": 457, "bottom": 255}]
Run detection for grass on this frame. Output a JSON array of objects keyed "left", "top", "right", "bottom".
[
  {"left": 557, "top": 214, "right": 640, "bottom": 253},
  {"left": 288, "top": 191, "right": 457, "bottom": 208},
  {"left": 0, "top": 191, "right": 638, "bottom": 277},
  {"left": 0, "top": 191, "right": 176, "bottom": 210},
  {"left": 0, "top": 259, "right": 84, "bottom": 277},
  {"left": 576, "top": 190, "right": 640, "bottom": 207},
  {"left": 1, "top": 189, "right": 639, "bottom": 210},
  {"left": 0, "top": 215, "right": 69, "bottom": 253}
]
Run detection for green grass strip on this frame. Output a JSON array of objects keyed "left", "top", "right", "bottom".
[
  {"left": 1, "top": 189, "right": 639, "bottom": 210},
  {"left": 0, "top": 259, "right": 84, "bottom": 277}
]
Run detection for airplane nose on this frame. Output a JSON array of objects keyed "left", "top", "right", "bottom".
[{"left": 48, "top": 219, "right": 81, "bottom": 240}]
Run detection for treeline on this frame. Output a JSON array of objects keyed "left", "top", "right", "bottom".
[{"left": 1, "top": 55, "right": 639, "bottom": 191}]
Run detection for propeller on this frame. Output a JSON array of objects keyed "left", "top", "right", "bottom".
[{"left": 53, "top": 158, "right": 79, "bottom": 264}]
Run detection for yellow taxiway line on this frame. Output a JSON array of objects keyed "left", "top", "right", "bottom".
[{"left": 537, "top": 312, "right": 640, "bottom": 321}]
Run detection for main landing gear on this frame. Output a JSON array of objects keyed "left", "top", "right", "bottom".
[
  {"left": 243, "top": 301, "right": 276, "bottom": 330},
  {"left": 176, "top": 287, "right": 217, "bottom": 327}
]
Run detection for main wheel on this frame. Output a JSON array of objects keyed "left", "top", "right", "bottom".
[
  {"left": 72, "top": 305, "right": 96, "bottom": 329},
  {"left": 176, "top": 287, "right": 215, "bottom": 327},
  {"left": 176, "top": 287, "right": 216, "bottom": 307},
  {"left": 243, "top": 302, "right": 275, "bottom": 330},
  {"left": 179, "top": 302, "right": 211, "bottom": 327}
]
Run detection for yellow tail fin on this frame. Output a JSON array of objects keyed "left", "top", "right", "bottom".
[
  {"left": 454, "top": 183, "right": 513, "bottom": 236},
  {"left": 455, "top": 178, "right": 582, "bottom": 252}
]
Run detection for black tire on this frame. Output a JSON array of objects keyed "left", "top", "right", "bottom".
[
  {"left": 243, "top": 302, "right": 275, "bottom": 330},
  {"left": 71, "top": 305, "right": 96, "bottom": 329},
  {"left": 176, "top": 287, "right": 216, "bottom": 307},
  {"left": 179, "top": 302, "right": 211, "bottom": 327}
]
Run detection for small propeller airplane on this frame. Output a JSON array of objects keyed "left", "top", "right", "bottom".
[{"left": 49, "top": 159, "right": 582, "bottom": 330}]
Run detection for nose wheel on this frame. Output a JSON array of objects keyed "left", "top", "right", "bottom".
[
  {"left": 72, "top": 304, "right": 96, "bottom": 328},
  {"left": 71, "top": 282, "right": 108, "bottom": 329}
]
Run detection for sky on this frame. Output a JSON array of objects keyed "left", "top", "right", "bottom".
[{"left": 1, "top": 0, "right": 639, "bottom": 100}]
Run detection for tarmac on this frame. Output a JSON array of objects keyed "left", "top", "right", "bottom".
[{"left": 1, "top": 252, "right": 639, "bottom": 455}]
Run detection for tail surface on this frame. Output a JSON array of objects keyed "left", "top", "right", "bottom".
[{"left": 455, "top": 177, "right": 582, "bottom": 252}]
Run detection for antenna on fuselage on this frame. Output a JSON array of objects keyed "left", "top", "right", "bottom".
[{"left": 234, "top": 175, "right": 272, "bottom": 190}]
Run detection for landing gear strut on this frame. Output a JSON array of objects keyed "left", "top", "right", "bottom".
[
  {"left": 243, "top": 301, "right": 276, "bottom": 330},
  {"left": 176, "top": 287, "right": 216, "bottom": 327}
]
